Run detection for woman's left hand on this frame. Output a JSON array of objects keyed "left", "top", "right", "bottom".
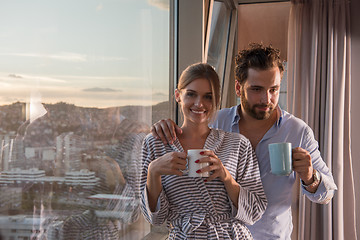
[{"left": 196, "top": 150, "right": 228, "bottom": 182}]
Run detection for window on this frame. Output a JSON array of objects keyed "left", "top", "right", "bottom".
[
  {"left": 205, "top": 0, "right": 238, "bottom": 108},
  {"left": 0, "top": 1, "right": 170, "bottom": 239},
  {"left": 237, "top": 2, "right": 290, "bottom": 110}
]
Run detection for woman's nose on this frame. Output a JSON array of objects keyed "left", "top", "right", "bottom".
[{"left": 194, "top": 97, "right": 203, "bottom": 107}]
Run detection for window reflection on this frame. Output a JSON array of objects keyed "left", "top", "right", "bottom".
[
  {"left": 0, "top": 0, "right": 170, "bottom": 239},
  {"left": 206, "top": 1, "right": 229, "bottom": 79}
]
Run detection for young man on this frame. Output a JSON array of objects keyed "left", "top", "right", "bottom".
[{"left": 151, "top": 43, "right": 337, "bottom": 239}]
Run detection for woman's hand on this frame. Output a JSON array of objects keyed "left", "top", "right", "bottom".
[
  {"left": 195, "top": 150, "right": 229, "bottom": 182},
  {"left": 146, "top": 151, "right": 187, "bottom": 212},
  {"left": 196, "top": 150, "right": 240, "bottom": 208},
  {"left": 148, "top": 151, "right": 188, "bottom": 178}
]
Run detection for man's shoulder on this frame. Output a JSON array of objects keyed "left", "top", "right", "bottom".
[
  {"left": 280, "top": 110, "right": 314, "bottom": 137},
  {"left": 281, "top": 110, "right": 309, "bottom": 128},
  {"left": 217, "top": 105, "right": 238, "bottom": 117},
  {"left": 213, "top": 105, "right": 238, "bottom": 127}
]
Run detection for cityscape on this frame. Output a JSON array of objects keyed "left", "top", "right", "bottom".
[{"left": 0, "top": 101, "right": 170, "bottom": 239}]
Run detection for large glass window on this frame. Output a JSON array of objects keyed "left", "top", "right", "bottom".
[
  {"left": 237, "top": 2, "right": 290, "bottom": 110},
  {"left": 0, "top": 0, "right": 170, "bottom": 239}
]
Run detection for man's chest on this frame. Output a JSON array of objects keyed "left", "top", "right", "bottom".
[{"left": 238, "top": 127, "right": 266, "bottom": 149}]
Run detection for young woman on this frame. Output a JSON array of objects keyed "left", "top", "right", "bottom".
[{"left": 140, "top": 63, "right": 267, "bottom": 239}]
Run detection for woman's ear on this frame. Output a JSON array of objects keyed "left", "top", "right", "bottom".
[{"left": 175, "top": 89, "right": 181, "bottom": 102}]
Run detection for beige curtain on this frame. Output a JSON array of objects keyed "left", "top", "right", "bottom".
[{"left": 287, "top": 0, "right": 357, "bottom": 239}]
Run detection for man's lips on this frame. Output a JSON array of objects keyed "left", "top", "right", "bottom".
[{"left": 255, "top": 105, "right": 271, "bottom": 111}]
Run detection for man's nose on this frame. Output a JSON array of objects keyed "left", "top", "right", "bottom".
[{"left": 261, "top": 91, "right": 271, "bottom": 104}]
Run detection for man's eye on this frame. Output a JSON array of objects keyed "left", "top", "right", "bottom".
[{"left": 270, "top": 88, "right": 279, "bottom": 93}]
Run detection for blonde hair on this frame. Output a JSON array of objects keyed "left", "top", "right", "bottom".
[{"left": 177, "top": 62, "right": 221, "bottom": 119}]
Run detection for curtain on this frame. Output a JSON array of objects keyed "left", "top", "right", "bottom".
[{"left": 287, "top": 0, "right": 357, "bottom": 239}]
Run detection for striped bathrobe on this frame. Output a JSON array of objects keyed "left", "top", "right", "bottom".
[{"left": 140, "top": 128, "right": 267, "bottom": 239}]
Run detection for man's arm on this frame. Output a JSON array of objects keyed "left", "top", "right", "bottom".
[
  {"left": 151, "top": 119, "right": 182, "bottom": 145},
  {"left": 297, "top": 126, "right": 338, "bottom": 203}
]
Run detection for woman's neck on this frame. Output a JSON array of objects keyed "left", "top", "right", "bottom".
[{"left": 178, "top": 122, "right": 210, "bottom": 151}]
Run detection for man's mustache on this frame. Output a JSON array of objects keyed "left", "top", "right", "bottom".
[{"left": 253, "top": 104, "right": 272, "bottom": 108}]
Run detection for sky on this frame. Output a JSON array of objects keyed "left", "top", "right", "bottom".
[{"left": 0, "top": 0, "right": 170, "bottom": 108}]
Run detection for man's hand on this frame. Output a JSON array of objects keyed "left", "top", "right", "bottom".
[
  {"left": 151, "top": 119, "right": 183, "bottom": 145},
  {"left": 292, "top": 147, "right": 313, "bottom": 184}
]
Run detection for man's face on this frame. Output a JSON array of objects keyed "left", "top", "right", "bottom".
[{"left": 235, "top": 67, "right": 281, "bottom": 120}]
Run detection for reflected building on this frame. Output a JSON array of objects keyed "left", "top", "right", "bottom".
[
  {"left": 64, "top": 169, "right": 100, "bottom": 190},
  {"left": 0, "top": 187, "right": 22, "bottom": 214},
  {"left": 0, "top": 215, "right": 58, "bottom": 240},
  {"left": 56, "top": 132, "right": 83, "bottom": 174},
  {"left": 0, "top": 134, "right": 16, "bottom": 171}
]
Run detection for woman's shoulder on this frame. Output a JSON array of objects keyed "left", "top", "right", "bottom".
[
  {"left": 210, "top": 128, "right": 252, "bottom": 147},
  {"left": 211, "top": 128, "right": 249, "bottom": 141},
  {"left": 143, "top": 133, "right": 165, "bottom": 148}
]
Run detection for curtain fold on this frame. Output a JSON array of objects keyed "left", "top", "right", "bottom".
[{"left": 287, "top": 0, "right": 356, "bottom": 239}]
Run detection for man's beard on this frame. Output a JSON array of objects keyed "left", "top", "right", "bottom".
[{"left": 240, "top": 89, "right": 276, "bottom": 120}]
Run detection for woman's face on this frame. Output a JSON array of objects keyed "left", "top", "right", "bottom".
[{"left": 175, "top": 78, "right": 213, "bottom": 126}]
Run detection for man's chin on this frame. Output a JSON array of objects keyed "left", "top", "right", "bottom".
[{"left": 252, "top": 111, "right": 271, "bottom": 120}]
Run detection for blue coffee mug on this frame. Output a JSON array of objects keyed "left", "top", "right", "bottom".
[{"left": 268, "top": 142, "right": 292, "bottom": 176}]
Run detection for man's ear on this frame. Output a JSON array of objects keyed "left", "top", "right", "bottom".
[
  {"left": 235, "top": 80, "right": 242, "bottom": 97},
  {"left": 175, "top": 89, "right": 181, "bottom": 102}
]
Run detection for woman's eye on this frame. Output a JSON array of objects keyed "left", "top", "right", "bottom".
[
  {"left": 186, "top": 92, "right": 196, "bottom": 97},
  {"left": 204, "top": 95, "right": 213, "bottom": 100}
]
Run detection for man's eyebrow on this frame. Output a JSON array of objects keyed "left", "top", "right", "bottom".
[{"left": 248, "top": 85, "right": 280, "bottom": 89}]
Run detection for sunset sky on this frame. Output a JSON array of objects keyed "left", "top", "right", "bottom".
[{"left": 0, "top": 0, "right": 170, "bottom": 108}]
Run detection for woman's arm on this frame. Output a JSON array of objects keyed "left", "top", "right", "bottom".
[
  {"left": 234, "top": 140, "right": 267, "bottom": 225},
  {"left": 144, "top": 150, "right": 187, "bottom": 212},
  {"left": 146, "top": 162, "right": 165, "bottom": 212},
  {"left": 221, "top": 169, "right": 241, "bottom": 208}
]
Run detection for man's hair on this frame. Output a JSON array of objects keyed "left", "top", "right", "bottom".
[{"left": 235, "top": 43, "right": 284, "bottom": 85}]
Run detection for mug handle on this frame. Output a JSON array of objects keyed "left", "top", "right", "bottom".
[{"left": 180, "top": 157, "right": 189, "bottom": 174}]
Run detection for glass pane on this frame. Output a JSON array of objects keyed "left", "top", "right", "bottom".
[
  {"left": 0, "top": 0, "right": 170, "bottom": 239},
  {"left": 207, "top": 1, "right": 229, "bottom": 78},
  {"left": 237, "top": 2, "right": 290, "bottom": 110},
  {"left": 279, "top": 62, "right": 288, "bottom": 110}
]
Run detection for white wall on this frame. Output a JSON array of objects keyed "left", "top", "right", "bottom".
[{"left": 350, "top": 0, "right": 360, "bottom": 236}]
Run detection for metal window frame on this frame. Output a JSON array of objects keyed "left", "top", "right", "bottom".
[{"left": 204, "top": 0, "right": 238, "bottom": 109}]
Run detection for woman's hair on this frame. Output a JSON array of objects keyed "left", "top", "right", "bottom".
[
  {"left": 177, "top": 62, "right": 221, "bottom": 118},
  {"left": 235, "top": 43, "right": 284, "bottom": 86}
]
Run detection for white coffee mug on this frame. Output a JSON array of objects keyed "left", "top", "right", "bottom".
[{"left": 187, "top": 149, "right": 210, "bottom": 177}]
